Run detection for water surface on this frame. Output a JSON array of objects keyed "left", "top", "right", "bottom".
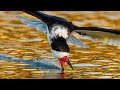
[{"left": 0, "top": 11, "right": 120, "bottom": 79}]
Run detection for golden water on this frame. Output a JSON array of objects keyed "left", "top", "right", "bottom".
[{"left": 0, "top": 11, "right": 120, "bottom": 79}]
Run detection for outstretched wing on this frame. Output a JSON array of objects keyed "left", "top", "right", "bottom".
[
  {"left": 73, "top": 26, "right": 120, "bottom": 47},
  {"left": 67, "top": 34, "right": 89, "bottom": 48},
  {"left": 16, "top": 15, "right": 48, "bottom": 34}
]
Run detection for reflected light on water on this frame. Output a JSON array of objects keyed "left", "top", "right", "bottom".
[{"left": 0, "top": 11, "right": 120, "bottom": 79}]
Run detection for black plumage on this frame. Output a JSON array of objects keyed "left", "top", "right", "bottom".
[
  {"left": 51, "top": 37, "right": 70, "bottom": 52},
  {"left": 19, "top": 11, "right": 120, "bottom": 71},
  {"left": 22, "top": 11, "right": 120, "bottom": 52}
]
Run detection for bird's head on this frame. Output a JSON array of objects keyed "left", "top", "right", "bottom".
[{"left": 59, "top": 56, "right": 73, "bottom": 71}]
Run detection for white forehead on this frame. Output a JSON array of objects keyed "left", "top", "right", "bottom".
[{"left": 51, "top": 49, "right": 69, "bottom": 59}]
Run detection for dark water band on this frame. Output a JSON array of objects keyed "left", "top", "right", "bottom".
[{"left": 0, "top": 54, "right": 61, "bottom": 70}]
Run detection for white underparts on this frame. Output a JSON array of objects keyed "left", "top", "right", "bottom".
[{"left": 51, "top": 49, "right": 69, "bottom": 59}]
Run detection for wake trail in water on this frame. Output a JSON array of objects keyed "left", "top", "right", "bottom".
[{"left": 0, "top": 54, "right": 61, "bottom": 70}]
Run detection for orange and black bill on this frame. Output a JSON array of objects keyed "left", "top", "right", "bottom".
[{"left": 67, "top": 59, "right": 73, "bottom": 70}]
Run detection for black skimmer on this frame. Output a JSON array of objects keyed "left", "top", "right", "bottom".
[{"left": 17, "top": 11, "right": 120, "bottom": 71}]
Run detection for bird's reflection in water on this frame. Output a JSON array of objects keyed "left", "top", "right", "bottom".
[{"left": 39, "top": 71, "right": 74, "bottom": 79}]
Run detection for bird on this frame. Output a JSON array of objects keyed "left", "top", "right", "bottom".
[{"left": 17, "top": 11, "right": 120, "bottom": 71}]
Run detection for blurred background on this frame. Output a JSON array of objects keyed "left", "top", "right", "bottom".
[{"left": 0, "top": 11, "right": 120, "bottom": 79}]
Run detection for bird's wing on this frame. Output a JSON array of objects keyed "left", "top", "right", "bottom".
[
  {"left": 16, "top": 15, "right": 48, "bottom": 34},
  {"left": 67, "top": 34, "right": 89, "bottom": 48},
  {"left": 73, "top": 26, "right": 120, "bottom": 47}
]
